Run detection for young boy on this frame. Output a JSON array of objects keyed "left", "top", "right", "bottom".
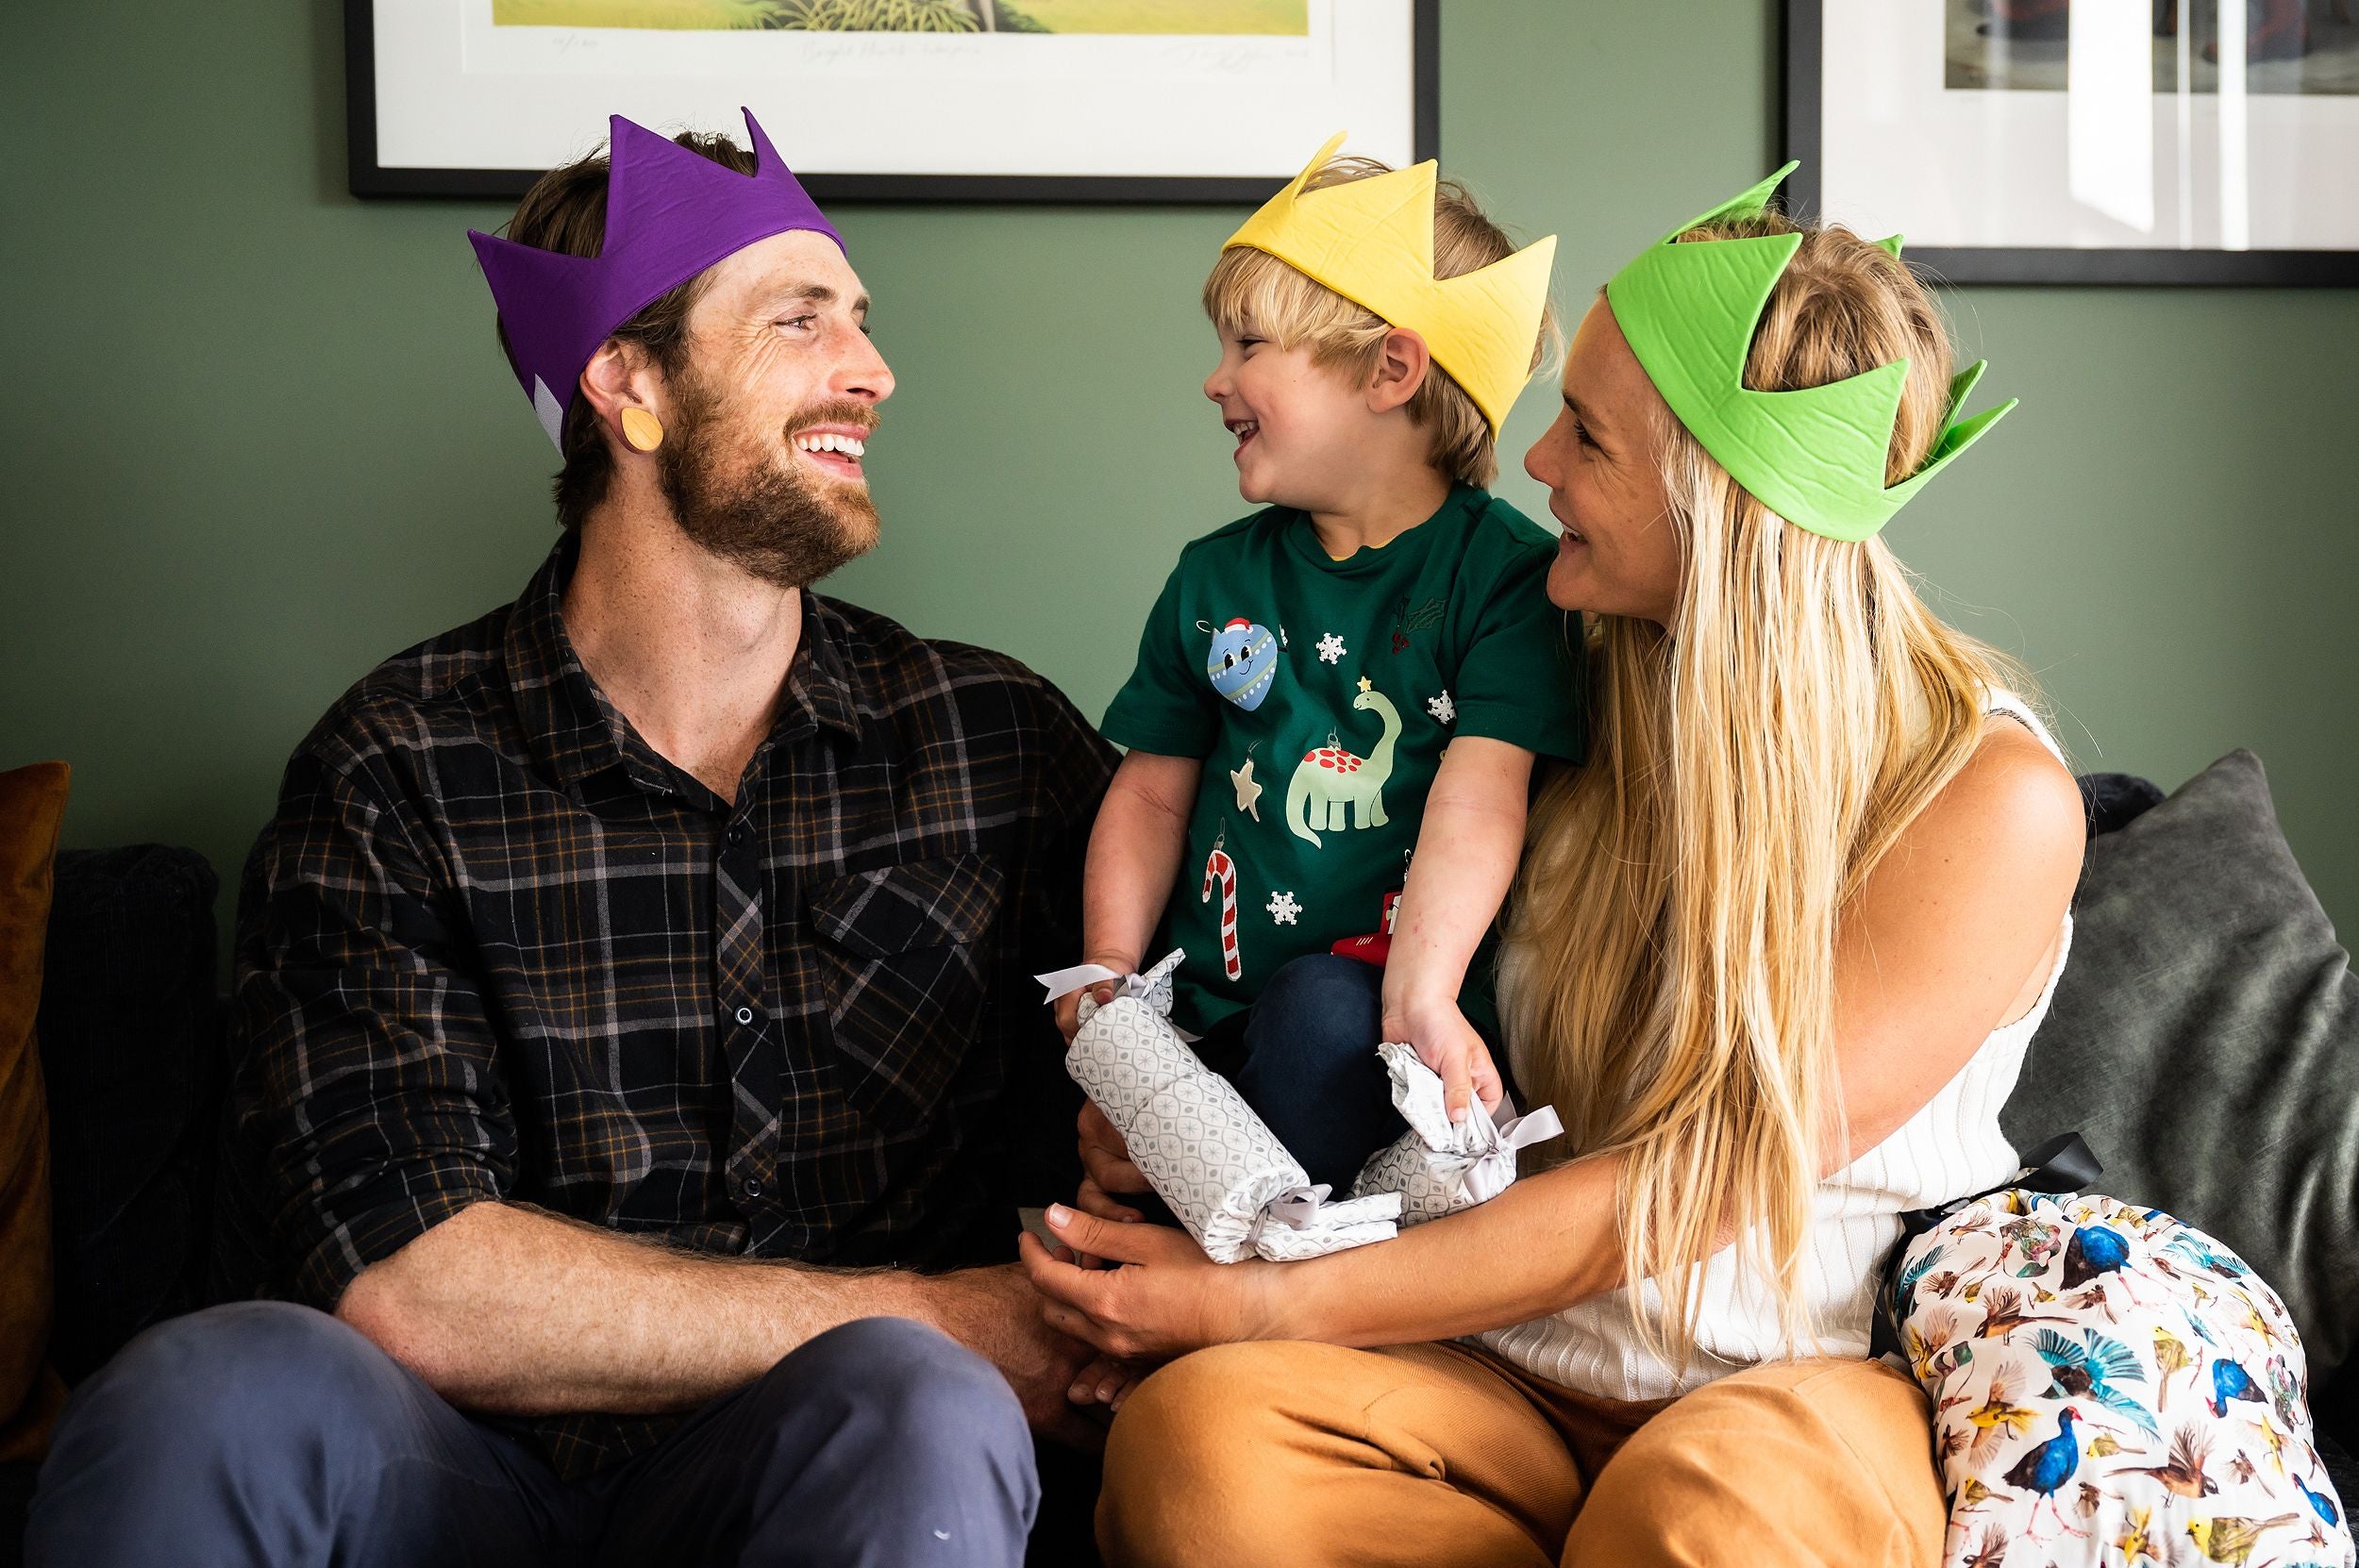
[{"left": 1058, "top": 135, "right": 1583, "bottom": 1195}]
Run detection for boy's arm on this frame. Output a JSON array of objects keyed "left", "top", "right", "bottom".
[
  {"left": 1057, "top": 748, "right": 1203, "bottom": 1040},
  {"left": 1380, "top": 736, "right": 1535, "bottom": 1119}
]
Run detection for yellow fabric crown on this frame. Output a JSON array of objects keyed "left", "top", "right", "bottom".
[{"left": 1222, "top": 131, "right": 1557, "bottom": 436}]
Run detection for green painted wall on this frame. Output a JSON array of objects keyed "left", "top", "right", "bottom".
[{"left": 7, "top": 2, "right": 2356, "bottom": 953}]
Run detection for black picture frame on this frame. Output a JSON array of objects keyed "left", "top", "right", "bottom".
[
  {"left": 346, "top": 0, "right": 1440, "bottom": 204},
  {"left": 1781, "top": 0, "right": 2359, "bottom": 286}
]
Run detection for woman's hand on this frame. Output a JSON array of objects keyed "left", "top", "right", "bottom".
[
  {"left": 1018, "top": 1204, "right": 1283, "bottom": 1360},
  {"left": 1382, "top": 993, "right": 1505, "bottom": 1124},
  {"left": 1063, "top": 1099, "right": 1149, "bottom": 1269}
]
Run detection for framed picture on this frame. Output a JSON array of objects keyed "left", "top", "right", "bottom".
[
  {"left": 347, "top": 0, "right": 1437, "bottom": 202},
  {"left": 1784, "top": 0, "right": 2359, "bottom": 284}
]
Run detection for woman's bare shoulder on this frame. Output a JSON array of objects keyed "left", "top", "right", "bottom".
[{"left": 1873, "top": 715, "right": 2083, "bottom": 920}]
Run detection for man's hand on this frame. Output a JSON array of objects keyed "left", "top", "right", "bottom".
[
  {"left": 1067, "top": 1352, "right": 1151, "bottom": 1414},
  {"left": 914, "top": 1263, "right": 1105, "bottom": 1449},
  {"left": 1381, "top": 994, "right": 1505, "bottom": 1125},
  {"left": 1075, "top": 1100, "right": 1150, "bottom": 1215}
]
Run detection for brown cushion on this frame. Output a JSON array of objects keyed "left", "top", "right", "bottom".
[{"left": 0, "top": 761, "right": 70, "bottom": 1463}]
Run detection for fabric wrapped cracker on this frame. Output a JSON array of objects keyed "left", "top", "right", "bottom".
[
  {"left": 1061, "top": 954, "right": 1400, "bottom": 1264},
  {"left": 1350, "top": 1042, "right": 1563, "bottom": 1225}
]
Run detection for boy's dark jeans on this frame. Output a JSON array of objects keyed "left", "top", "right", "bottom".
[{"left": 1211, "top": 954, "right": 1404, "bottom": 1194}]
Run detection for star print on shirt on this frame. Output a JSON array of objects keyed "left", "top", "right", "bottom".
[
  {"left": 1315, "top": 633, "right": 1346, "bottom": 665},
  {"left": 1266, "top": 890, "right": 1301, "bottom": 926},
  {"left": 1230, "top": 756, "right": 1263, "bottom": 820},
  {"left": 1427, "top": 691, "right": 1456, "bottom": 725}
]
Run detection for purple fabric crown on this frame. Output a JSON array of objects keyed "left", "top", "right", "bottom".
[{"left": 468, "top": 107, "right": 843, "bottom": 449}]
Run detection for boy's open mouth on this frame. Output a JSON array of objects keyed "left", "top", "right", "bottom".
[{"left": 1225, "top": 418, "right": 1259, "bottom": 453}]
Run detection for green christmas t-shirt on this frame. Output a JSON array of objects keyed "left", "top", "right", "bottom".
[{"left": 1101, "top": 483, "right": 1585, "bottom": 1037}]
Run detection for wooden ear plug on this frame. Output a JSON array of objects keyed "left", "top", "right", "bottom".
[{"left": 620, "top": 408, "right": 664, "bottom": 453}]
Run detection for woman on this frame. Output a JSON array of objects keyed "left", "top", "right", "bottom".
[{"left": 1020, "top": 170, "right": 2084, "bottom": 1568}]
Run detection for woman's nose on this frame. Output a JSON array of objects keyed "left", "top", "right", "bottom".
[{"left": 1523, "top": 434, "right": 1554, "bottom": 488}]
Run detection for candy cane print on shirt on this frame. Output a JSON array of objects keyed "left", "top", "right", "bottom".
[{"left": 1202, "top": 830, "right": 1242, "bottom": 979}]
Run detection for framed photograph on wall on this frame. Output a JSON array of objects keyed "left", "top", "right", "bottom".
[
  {"left": 1784, "top": 0, "right": 2359, "bottom": 284},
  {"left": 347, "top": 0, "right": 1437, "bottom": 202}
]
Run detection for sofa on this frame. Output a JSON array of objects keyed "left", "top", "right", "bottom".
[{"left": 7, "top": 751, "right": 2358, "bottom": 1564}]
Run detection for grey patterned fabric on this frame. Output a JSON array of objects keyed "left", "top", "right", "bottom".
[
  {"left": 1065, "top": 962, "right": 1399, "bottom": 1263},
  {"left": 2002, "top": 752, "right": 2359, "bottom": 1399},
  {"left": 1350, "top": 1043, "right": 1561, "bottom": 1226}
]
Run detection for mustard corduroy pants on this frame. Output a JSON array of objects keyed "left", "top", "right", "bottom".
[{"left": 1097, "top": 1339, "right": 1945, "bottom": 1568}]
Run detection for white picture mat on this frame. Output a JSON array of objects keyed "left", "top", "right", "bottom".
[
  {"left": 1818, "top": 0, "right": 2359, "bottom": 251},
  {"left": 370, "top": 0, "right": 1418, "bottom": 178}
]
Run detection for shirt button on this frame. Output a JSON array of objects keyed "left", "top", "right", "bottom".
[
  {"left": 726, "top": 826, "right": 745, "bottom": 845},
  {"left": 744, "top": 1178, "right": 763, "bottom": 1198},
  {"left": 735, "top": 1006, "right": 756, "bottom": 1026}
]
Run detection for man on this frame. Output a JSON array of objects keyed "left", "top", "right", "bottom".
[{"left": 28, "top": 110, "right": 1113, "bottom": 1566}]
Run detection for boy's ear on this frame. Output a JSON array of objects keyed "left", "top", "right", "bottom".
[{"left": 1367, "top": 327, "right": 1431, "bottom": 416}]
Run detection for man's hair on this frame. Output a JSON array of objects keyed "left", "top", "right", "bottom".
[
  {"left": 496, "top": 130, "right": 756, "bottom": 531},
  {"left": 1200, "top": 157, "right": 1554, "bottom": 489}
]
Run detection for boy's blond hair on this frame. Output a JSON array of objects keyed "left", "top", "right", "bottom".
[{"left": 1202, "top": 157, "right": 1554, "bottom": 490}]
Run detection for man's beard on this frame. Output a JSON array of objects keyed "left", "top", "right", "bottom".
[{"left": 655, "top": 374, "right": 881, "bottom": 591}]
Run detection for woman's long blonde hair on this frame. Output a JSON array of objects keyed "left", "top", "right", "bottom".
[{"left": 1503, "top": 212, "right": 2034, "bottom": 1369}]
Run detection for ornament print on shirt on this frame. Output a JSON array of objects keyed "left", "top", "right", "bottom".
[
  {"left": 1230, "top": 746, "right": 1264, "bottom": 821},
  {"left": 1203, "top": 616, "right": 1279, "bottom": 711}
]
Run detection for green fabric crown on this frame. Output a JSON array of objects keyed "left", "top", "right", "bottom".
[{"left": 1605, "top": 162, "right": 2017, "bottom": 543}]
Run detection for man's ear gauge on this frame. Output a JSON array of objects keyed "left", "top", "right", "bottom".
[{"left": 620, "top": 408, "right": 664, "bottom": 453}]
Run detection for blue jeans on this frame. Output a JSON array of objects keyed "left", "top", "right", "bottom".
[
  {"left": 1227, "top": 955, "right": 1408, "bottom": 1193},
  {"left": 26, "top": 1302, "right": 1036, "bottom": 1568}
]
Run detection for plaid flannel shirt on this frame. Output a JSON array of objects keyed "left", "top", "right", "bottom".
[{"left": 228, "top": 535, "right": 1113, "bottom": 1476}]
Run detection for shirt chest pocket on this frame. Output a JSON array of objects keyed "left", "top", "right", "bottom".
[{"left": 804, "top": 852, "right": 1006, "bottom": 1133}]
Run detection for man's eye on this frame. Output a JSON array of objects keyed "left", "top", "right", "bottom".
[{"left": 778, "top": 314, "right": 817, "bottom": 331}]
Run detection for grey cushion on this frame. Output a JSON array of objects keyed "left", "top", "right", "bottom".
[{"left": 2001, "top": 752, "right": 2359, "bottom": 1408}]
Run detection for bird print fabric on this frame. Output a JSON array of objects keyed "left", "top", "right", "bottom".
[{"left": 1888, "top": 1190, "right": 2353, "bottom": 1568}]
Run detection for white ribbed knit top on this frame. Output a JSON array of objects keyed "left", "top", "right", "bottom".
[{"left": 1480, "top": 694, "right": 2072, "bottom": 1400}]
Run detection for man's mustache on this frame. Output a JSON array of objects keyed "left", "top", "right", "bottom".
[{"left": 786, "top": 401, "right": 880, "bottom": 441}]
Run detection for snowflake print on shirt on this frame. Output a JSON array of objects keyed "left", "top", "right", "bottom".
[
  {"left": 1315, "top": 633, "right": 1346, "bottom": 665},
  {"left": 1266, "top": 891, "right": 1302, "bottom": 926},
  {"left": 1427, "top": 691, "right": 1456, "bottom": 725}
]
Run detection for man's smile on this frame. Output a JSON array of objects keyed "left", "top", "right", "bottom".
[{"left": 791, "top": 423, "right": 871, "bottom": 481}]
